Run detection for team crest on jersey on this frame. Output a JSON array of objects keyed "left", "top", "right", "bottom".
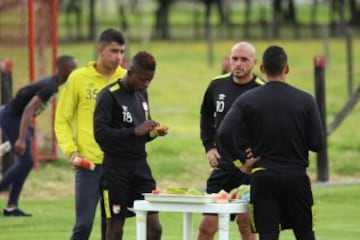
[
  {"left": 122, "top": 105, "right": 133, "bottom": 123},
  {"left": 216, "top": 93, "right": 226, "bottom": 112}
]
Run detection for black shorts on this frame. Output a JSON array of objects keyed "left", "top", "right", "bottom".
[
  {"left": 250, "top": 169, "right": 315, "bottom": 234},
  {"left": 205, "top": 167, "right": 250, "bottom": 220},
  {"left": 100, "top": 162, "right": 156, "bottom": 219},
  {"left": 206, "top": 167, "right": 250, "bottom": 194}
]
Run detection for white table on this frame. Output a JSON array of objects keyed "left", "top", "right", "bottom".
[{"left": 132, "top": 200, "right": 249, "bottom": 240}]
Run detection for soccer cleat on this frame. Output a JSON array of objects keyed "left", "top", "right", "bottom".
[{"left": 3, "top": 208, "right": 32, "bottom": 217}]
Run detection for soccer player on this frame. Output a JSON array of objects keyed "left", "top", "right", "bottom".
[
  {"left": 218, "top": 45, "right": 323, "bottom": 240},
  {"left": 197, "top": 42, "right": 264, "bottom": 240},
  {"left": 0, "top": 55, "right": 77, "bottom": 216},
  {"left": 94, "top": 51, "right": 165, "bottom": 240},
  {"left": 55, "top": 28, "right": 127, "bottom": 240}
]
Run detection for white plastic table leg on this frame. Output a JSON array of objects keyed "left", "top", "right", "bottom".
[
  {"left": 135, "top": 210, "right": 147, "bottom": 240},
  {"left": 183, "top": 212, "right": 193, "bottom": 240},
  {"left": 218, "top": 213, "right": 230, "bottom": 240}
]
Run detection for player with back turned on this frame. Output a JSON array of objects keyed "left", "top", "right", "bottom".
[{"left": 217, "top": 45, "right": 323, "bottom": 240}]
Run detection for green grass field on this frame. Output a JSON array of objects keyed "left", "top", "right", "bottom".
[
  {"left": 1, "top": 38, "right": 360, "bottom": 239},
  {"left": 1, "top": 181, "right": 359, "bottom": 239}
]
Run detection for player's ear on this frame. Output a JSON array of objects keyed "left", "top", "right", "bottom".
[
  {"left": 284, "top": 64, "right": 289, "bottom": 74},
  {"left": 260, "top": 64, "right": 265, "bottom": 74},
  {"left": 97, "top": 43, "right": 105, "bottom": 55}
]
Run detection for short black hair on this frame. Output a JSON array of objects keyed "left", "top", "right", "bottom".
[
  {"left": 131, "top": 51, "right": 156, "bottom": 72},
  {"left": 56, "top": 55, "right": 75, "bottom": 68},
  {"left": 98, "top": 28, "right": 125, "bottom": 45},
  {"left": 262, "top": 45, "right": 287, "bottom": 76}
]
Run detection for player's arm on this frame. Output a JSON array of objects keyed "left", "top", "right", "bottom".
[
  {"left": 217, "top": 98, "right": 248, "bottom": 163},
  {"left": 200, "top": 87, "right": 216, "bottom": 153},
  {"left": 200, "top": 87, "right": 220, "bottom": 167},
  {"left": 55, "top": 76, "right": 79, "bottom": 158},
  {"left": 15, "top": 95, "right": 44, "bottom": 156},
  {"left": 307, "top": 96, "right": 324, "bottom": 152},
  {"left": 217, "top": 106, "right": 257, "bottom": 174}
]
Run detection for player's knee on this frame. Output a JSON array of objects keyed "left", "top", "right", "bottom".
[
  {"left": 20, "top": 157, "right": 34, "bottom": 170},
  {"left": 198, "top": 216, "right": 218, "bottom": 237},
  {"left": 236, "top": 214, "right": 252, "bottom": 233}
]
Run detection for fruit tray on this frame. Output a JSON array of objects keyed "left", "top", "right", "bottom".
[
  {"left": 229, "top": 199, "right": 248, "bottom": 203},
  {"left": 143, "top": 193, "right": 218, "bottom": 204}
]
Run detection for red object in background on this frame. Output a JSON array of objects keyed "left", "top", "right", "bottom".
[{"left": 73, "top": 157, "right": 95, "bottom": 171}]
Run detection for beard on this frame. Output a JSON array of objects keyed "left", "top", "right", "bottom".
[
  {"left": 232, "top": 68, "right": 254, "bottom": 84},
  {"left": 233, "top": 69, "right": 250, "bottom": 79}
]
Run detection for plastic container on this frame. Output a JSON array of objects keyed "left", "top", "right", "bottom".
[{"left": 72, "top": 157, "right": 95, "bottom": 171}]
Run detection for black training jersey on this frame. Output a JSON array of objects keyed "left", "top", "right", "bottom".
[
  {"left": 8, "top": 75, "right": 58, "bottom": 117},
  {"left": 219, "top": 81, "right": 324, "bottom": 173},
  {"left": 94, "top": 80, "right": 151, "bottom": 168},
  {"left": 200, "top": 73, "right": 265, "bottom": 163}
]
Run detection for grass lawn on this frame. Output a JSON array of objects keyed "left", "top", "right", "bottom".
[
  {"left": 1, "top": 182, "right": 359, "bottom": 239},
  {"left": 1, "top": 38, "right": 360, "bottom": 239}
]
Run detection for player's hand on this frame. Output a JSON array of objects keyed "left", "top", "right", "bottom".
[
  {"left": 14, "top": 139, "right": 26, "bottom": 156},
  {"left": 69, "top": 152, "right": 80, "bottom": 169},
  {"left": 241, "top": 156, "right": 260, "bottom": 174},
  {"left": 154, "top": 123, "right": 168, "bottom": 136},
  {"left": 135, "top": 120, "right": 158, "bottom": 136},
  {"left": 206, "top": 148, "right": 220, "bottom": 168},
  {"left": 245, "top": 148, "right": 253, "bottom": 158},
  {"left": 239, "top": 148, "right": 260, "bottom": 174}
]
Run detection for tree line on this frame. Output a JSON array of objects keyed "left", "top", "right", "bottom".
[{"left": 62, "top": 0, "right": 360, "bottom": 41}]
